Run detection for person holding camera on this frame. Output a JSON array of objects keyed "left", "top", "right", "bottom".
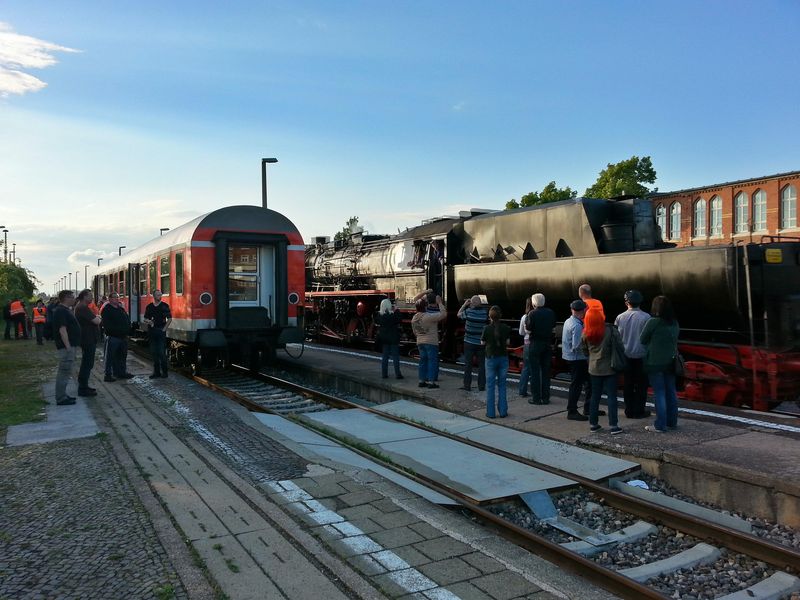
[
  {"left": 144, "top": 289, "right": 172, "bottom": 378},
  {"left": 458, "top": 295, "right": 488, "bottom": 391}
]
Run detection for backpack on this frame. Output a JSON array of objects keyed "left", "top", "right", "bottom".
[{"left": 610, "top": 326, "right": 627, "bottom": 372}]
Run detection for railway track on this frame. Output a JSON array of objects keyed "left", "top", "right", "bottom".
[{"left": 184, "top": 363, "right": 800, "bottom": 600}]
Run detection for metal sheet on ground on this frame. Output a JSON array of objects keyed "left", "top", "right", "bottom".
[
  {"left": 305, "top": 410, "right": 575, "bottom": 502},
  {"left": 376, "top": 400, "right": 639, "bottom": 481},
  {"left": 252, "top": 414, "right": 456, "bottom": 505}
]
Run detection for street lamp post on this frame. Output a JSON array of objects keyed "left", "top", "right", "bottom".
[
  {"left": 261, "top": 157, "right": 278, "bottom": 209},
  {"left": 2, "top": 229, "right": 7, "bottom": 263},
  {"left": 11, "top": 243, "right": 16, "bottom": 263},
  {"left": 160, "top": 228, "right": 169, "bottom": 236},
  {"left": 118, "top": 246, "right": 126, "bottom": 256},
  {"left": 69, "top": 273, "right": 72, "bottom": 290},
  {"left": 75, "top": 271, "right": 79, "bottom": 291},
  {"left": 97, "top": 258, "right": 104, "bottom": 267},
  {"left": 85, "top": 265, "right": 89, "bottom": 289}
]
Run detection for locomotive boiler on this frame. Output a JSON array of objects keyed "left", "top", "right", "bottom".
[{"left": 305, "top": 197, "right": 800, "bottom": 410}]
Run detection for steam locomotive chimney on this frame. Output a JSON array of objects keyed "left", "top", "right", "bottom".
[{"left": 261, "top": 157, "right": 278, "bottom": 208}]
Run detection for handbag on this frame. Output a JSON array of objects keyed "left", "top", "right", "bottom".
[
  {"left": 673, "top": 353, "right": 686, "bottom": 377},
  {"left": 610, "top": 327, "right": 627, "bottom": 372}
]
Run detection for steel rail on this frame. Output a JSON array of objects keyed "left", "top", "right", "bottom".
[
  {"left": 235, "top": 366, "right": 800, "bottom": 572},
  {"left": 206, "top": 365, "right": 665, "bottom": 599},
  {"left": 187, "top": 364, "right": 797, "bottom": 597}
]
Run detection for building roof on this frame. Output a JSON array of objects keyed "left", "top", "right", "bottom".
[{"left": 649, "top": 170, "right": 800, "bottom": 198}]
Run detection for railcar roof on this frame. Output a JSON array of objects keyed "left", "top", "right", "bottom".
[{"left": 98, "top": 205, "right": 300, "bottom": 271}]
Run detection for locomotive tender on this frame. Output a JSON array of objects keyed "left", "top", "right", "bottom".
[
  {"left": 305, "top": 197, "right": 800, "bottom": 410},
  {"left": 95, "top": 205, "right": 305, "bottom": 371}
]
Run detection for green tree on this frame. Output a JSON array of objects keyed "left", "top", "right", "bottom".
[
  {"left": 584, "top": 155, "right": 657, "bottom": 198},
  {"left": 505, "top": 181, "right": 577, "bottom": 210},
  {"left": 0, "top": 262, "right": 38, "bottom": 307},
  {"left": 334, "top": 216, "right": 360, "bottom": 242}
]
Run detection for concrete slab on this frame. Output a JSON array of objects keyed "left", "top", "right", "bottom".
[
  {"left": 377, "top": 400, "right": 639, "bottom": 481},
  {"left": 253, "top": 414, "right": 456, "bottom": 505},
  {"left": 560, "top": 521, "right": 658, "bottom": 556},
  {"left": 610, "top": 479, "right": 752, "bottom": 533},
  {"left": 716, "top": 571, "right": 800, "bottom": 600},
  {"left": 619, "top": 542, "right": 721, "bottom": 583},
  {"left": 6, "top": 393, "right": 99, "bottom": 447},
  {"left": 306, "top": 410, "right": 575, "bottom": 502}
]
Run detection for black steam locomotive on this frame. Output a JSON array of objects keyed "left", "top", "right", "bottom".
[{"left": 305, "top": 197, "right": 800, "bottom": 410}]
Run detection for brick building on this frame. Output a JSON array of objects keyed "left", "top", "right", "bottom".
[{"left": 649, "top": 170, "right": 800, "bottom": 247}]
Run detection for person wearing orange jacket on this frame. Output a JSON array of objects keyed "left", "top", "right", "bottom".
[
  {"left": 32, "top": 299, "right": 47, "bottom": 345},
  {"left": 9, "top": 298, "right": 28, "bottom": 340}
]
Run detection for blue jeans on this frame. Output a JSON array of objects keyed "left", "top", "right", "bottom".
[
  {"left": 648, "top": 371, "right": 678, "bottom": 431},
  {"left": 381, "top": 343, "right": 401, "bottom": 377},
  {"left": 463, "top": 342, "right": 485, "bottom": 390},
  {"left": 529, "top": 341, "right": 552, "bottom": 403},
  {"left": 590, "top": 374, "right": 619, "bottom": 427},
  {"left": 417, "top": 344, "right": 438, "bottom": 382},
  {"left": 518, "top": 344, "right": 530, "bottom": 394},
  {"left": 485, "top": 356, "right": 509, "bottom": 418}
]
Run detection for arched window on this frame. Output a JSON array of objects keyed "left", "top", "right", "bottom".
[
  {"left": 693, "top": 198, "right": 707, "bottom": 237},
  {"left": 709, "top": 195, "right": 722, "bottom": 236},
  {"left": 781, "top": 185, "right": 797, "bottom": 229},
  {"left": 669, "top": 202, "right": 681, "bottom": 240},
  {"left": 752, "top": 189, "right": 767, "bottom": 232},
  {"left": 656, "top": 204, "right": 666, "bottom": 238},
  {"left": 734, "top": 192, "right": 749, "bottom": 233}
]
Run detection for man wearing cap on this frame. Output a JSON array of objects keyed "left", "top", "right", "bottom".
[
  {"left": 562, "top": 300, "right": 590, "bottom": 421},
  {"left": 524, "top": 293, "right": 556, "bottom": 405},
  {"left": 615, "top": 290, "right": 652, "bottom": 419}
]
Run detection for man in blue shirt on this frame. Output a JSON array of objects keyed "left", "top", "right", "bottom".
[
  {"left": 458, "top": 295, "right": 489, "bottom": 391},
  {"left": 561, "top": 300, "right": 590, "bottom": 421}
]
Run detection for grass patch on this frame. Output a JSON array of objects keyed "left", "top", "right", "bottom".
[
  {"left": 154, "top": 584, "right": 175, "bottom": 600},
  {"left": 224, "top": 558, "right": 240, "bottom": 573},
  {"left": 0, "top": 337, "right": 58, "bottom": 439}
]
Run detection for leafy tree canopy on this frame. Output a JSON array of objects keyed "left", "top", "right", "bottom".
[
  {"left": 334, "top": 216, "right": 360, "bottom": 242},
  {"left": 584, "top": 155, "right": 657, "bottom": 198},
  {"left": 0, "top": 262, "right": 38, "bottom": 307},
  {"left": 506, "top": 181, "right": 578, "bottom": 210}
]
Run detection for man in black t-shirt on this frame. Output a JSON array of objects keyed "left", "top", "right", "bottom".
[
  {"left": 74, "top": 289, "right": 101, "bottom": 396},
  {"left": 144, "top": 289, "right": 172, "bottom": 378},
  {"left": 51, "top": 290, "right": 81, "bottom": 405}
]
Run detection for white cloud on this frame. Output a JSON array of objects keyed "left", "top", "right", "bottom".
[
  {"left": 452, "top": 101, "right": 466, "bottom": 112},
  {"left": 0, "top": 21, "right": 79, "bottom": 97}
]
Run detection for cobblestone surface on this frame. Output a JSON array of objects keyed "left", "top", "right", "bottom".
[
  {"left": 137, "top": 377, "right": 308, "bottom": 484},
  {"left": 0, "top": 437, "right": 186, "bottom": 599}
]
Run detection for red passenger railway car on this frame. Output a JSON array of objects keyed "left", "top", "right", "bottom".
[{"left": 94, "top": 205, "right": 305, "bottom": 371}]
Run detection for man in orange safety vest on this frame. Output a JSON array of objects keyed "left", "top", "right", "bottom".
[
  {"left": 9, "top": 298, "right": 28, "bottom": 340},
  {"left": 32, "top": 299, "right": 47, "bottom": 345}
]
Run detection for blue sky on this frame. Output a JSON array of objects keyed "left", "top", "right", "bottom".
[{"left": 1, "top": 1, "right": 798, "bottom": 292}]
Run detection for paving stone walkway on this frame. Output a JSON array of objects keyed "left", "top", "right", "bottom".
[{"left": 0, "top": 436, "right": 187, "bottom": 600}]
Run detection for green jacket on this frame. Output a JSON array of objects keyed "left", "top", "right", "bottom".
[{"left": 640, "top": 317, "right": 679, "bottom": 373}]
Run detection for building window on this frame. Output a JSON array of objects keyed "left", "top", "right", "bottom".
[
  {"left": 710, "top": 195, "right": 722, "bottom": 236},
  {"left": 160, "top": 256, "right": 170, "bottom": 294},
  {"left": 735, "top": 192, "right": 749, "bottom": 233},
  {"left": 693, "top": 198, "right": 707, "bottom": 237},
  {"left": 656, "top": 204, "right": 666, "bottom": 239},
  {"left": 669, "top": 202, "right": 681, "bottom": 240},
  {"left": 782, "top": 185, "right": 797, "bottom": 229},
  {"left": 752, "top": 189, "right": 767, "bottom": 232}
]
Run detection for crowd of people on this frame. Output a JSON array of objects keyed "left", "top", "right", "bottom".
[
  {"left": 376, "top": 283, "right": 681, "bottom": 435},
  {"left": 2, "top": 290, "right": 171, "bottom": 406}
]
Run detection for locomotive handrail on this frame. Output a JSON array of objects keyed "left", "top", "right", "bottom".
[
  {"left": 759, "top": 234, "right": 800, "bottom": 243},
  {"left": 735, "top": 240, "right": 758, "bottom": 408}
]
